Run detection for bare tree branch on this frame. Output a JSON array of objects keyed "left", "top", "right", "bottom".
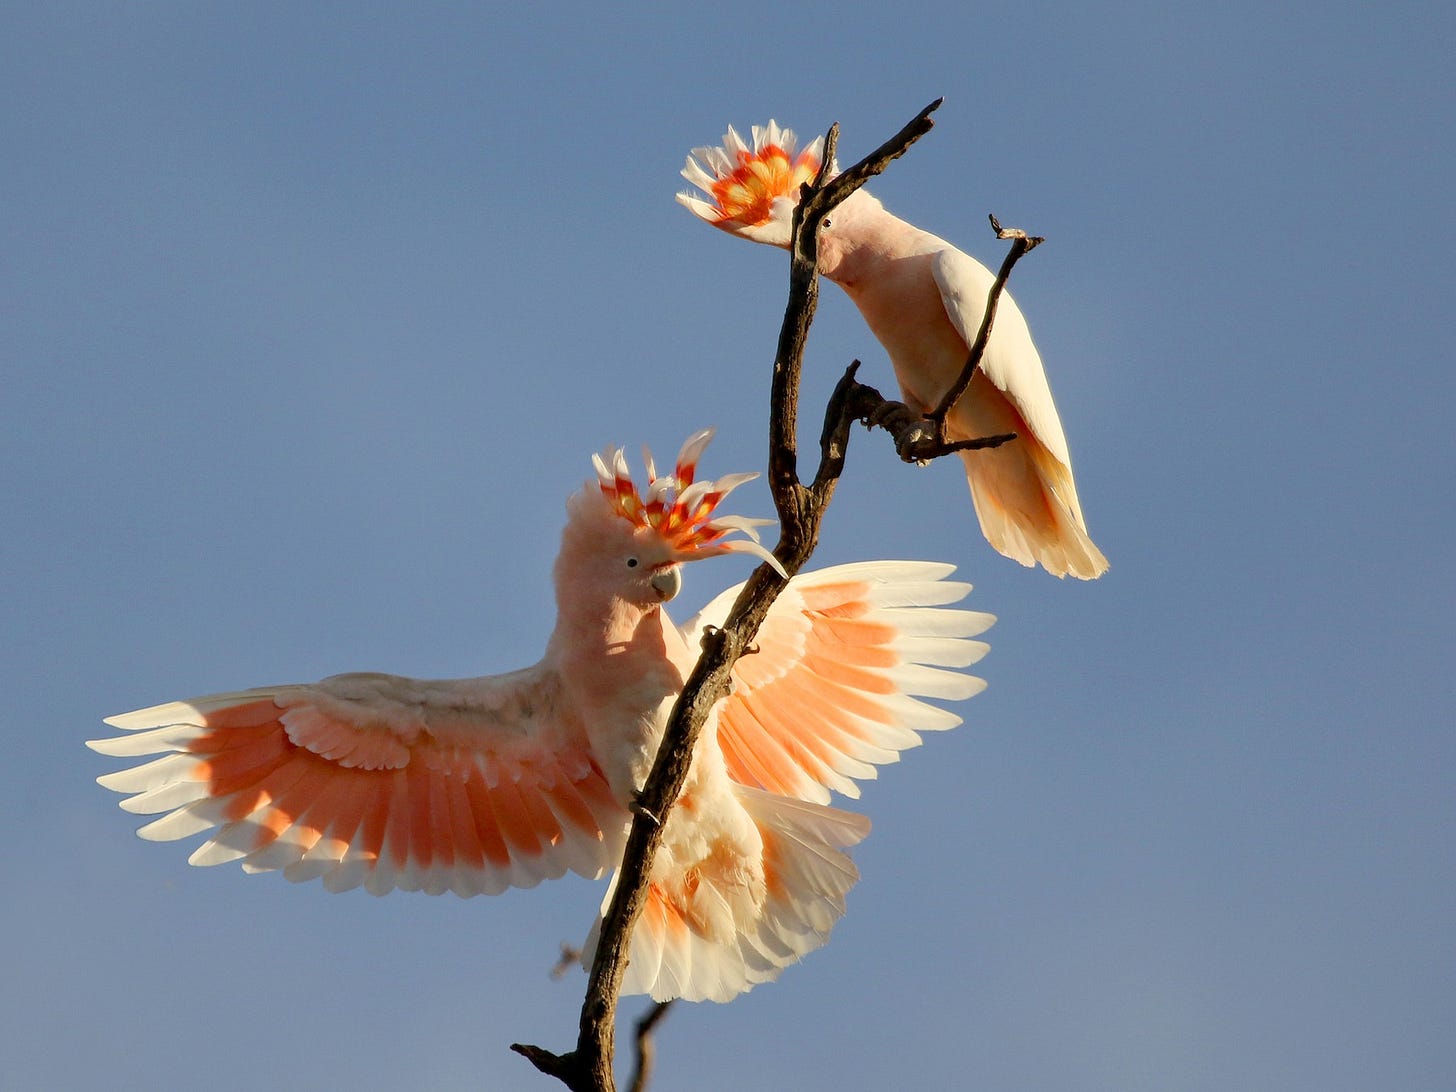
[
  {"left": 923, "top": 214, "right": 1044, "bottom": 433},
  {"left": 626, "top": 1002, "right": 674, "bottom": 1092},
  {"left": 512, "top": 97, "right": 1032, "bottom": 1091}
]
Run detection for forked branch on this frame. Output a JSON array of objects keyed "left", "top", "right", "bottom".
[{"left": 513, "top": 97, "right": 1036, "bottom": 1091}]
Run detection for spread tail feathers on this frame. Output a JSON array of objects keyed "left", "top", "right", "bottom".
[{"left": 585, "top": 788, "right": 870, "bottom": 1002}]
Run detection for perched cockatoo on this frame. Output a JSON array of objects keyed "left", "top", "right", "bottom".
[
  {"left": 679, "top": 121, "right": 1109, "bottom": 580},
  {"left": 89, "top": 430, "right": 995, "bottom": 1003}
]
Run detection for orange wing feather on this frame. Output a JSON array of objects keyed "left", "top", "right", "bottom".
[
  {"left": 684, "top": 561, "right": 994, "bottom": 805},
  {"left": 89, "top": 672, "right": 627, "bottom": 898}
]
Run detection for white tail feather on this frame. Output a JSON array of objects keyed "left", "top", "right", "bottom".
[{"left": 589, "top": 786, "right": 870, "bottom": 1003}]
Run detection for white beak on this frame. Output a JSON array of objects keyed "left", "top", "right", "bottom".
[{"left": 650, "top": 565, "right": 682, "bottom": 602}]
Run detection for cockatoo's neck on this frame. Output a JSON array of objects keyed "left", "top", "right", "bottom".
[
  {"left": 546, "top": 599, "right": 689, "bottom": 800},
  {"left": 546, "top": 592, "right": 671, "bottom": 668},
  {"left": 816, "top": 188, "right": 923, "bottom": 288}
]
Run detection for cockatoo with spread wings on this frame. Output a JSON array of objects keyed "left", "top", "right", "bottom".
[
  {"left": 89, "top": 431, "right": 994, "bottom": 1003},
  {"left": 679, "top": 122, "right": 1109, "bottom": 580}
]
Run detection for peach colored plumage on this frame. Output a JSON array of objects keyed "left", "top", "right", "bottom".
[
  {"left": 89, "top": 430, "right": 994, "bottom": 1002},
  {"left": 679, "top": 121, "right": 1109, "bottom": 580}
]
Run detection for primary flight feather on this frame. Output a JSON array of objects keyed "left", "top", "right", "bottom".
[{"left": 89, "top": 430, "right": 995, "bottom": 1002}]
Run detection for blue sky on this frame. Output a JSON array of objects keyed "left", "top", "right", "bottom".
[{"left": 5, "top": 4, "right": 1453, "bottom": 1089}]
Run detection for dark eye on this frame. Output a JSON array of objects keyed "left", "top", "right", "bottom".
[
  {"left": 822, "top": 218, "right": 832, "bottom": 228},
  {"left": 625, "top": 557, "right": 639, "bottom": 568}
]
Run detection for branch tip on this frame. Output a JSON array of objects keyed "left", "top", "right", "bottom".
[
  {"left": 988, "top": 212, "right": 1045, "bottom": 250},
  {"left": 513, "top": 1043, "right": 584, "bottom": 1088}
]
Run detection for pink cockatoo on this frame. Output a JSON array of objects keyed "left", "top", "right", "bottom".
[
  {"left": 88, "top": 430, "right": 995, "bottom": 1003},
  {"left": 679, "top": 121, "right": 1109, "bottom": 580}
]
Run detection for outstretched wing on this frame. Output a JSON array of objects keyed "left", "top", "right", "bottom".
[
  {"left": 682, "top": 561, "right": 993, "bottom": 805},
  {"left": 88, "top": 669, "right": 627, "bottom": 897}
]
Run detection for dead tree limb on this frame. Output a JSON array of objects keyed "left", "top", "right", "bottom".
[
  {"left": 625, "top": 1002, "right": 674, "bottom": 1092},
  {"left": 513, "top": 96, "right": 1035, "bottom": 1091}
]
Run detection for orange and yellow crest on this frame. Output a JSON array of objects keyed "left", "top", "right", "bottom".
[
  {"left": 592, "top": 430, "right": 785, "bottom": 574},
  {"left": 679, "top": 121, "right": 825, "bottom": 227}
]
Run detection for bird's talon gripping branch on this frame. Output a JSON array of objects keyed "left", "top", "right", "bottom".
[
  {"left": 893, "top": 422, "right": 937, "bottom": 463},
  {"left": 902, "top": 430, "right": 1019, "bottom": 462}
]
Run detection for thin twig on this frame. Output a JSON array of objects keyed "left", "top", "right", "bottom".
[
  {"left": 802, "top": 98, "right": 944, "bottom": 229},
  {"left": 925, "top": 213, "right": 1045, "bottom": 432},
  {"left": 626, "top": 1002, "right": 674, "bottom": 1092}
]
